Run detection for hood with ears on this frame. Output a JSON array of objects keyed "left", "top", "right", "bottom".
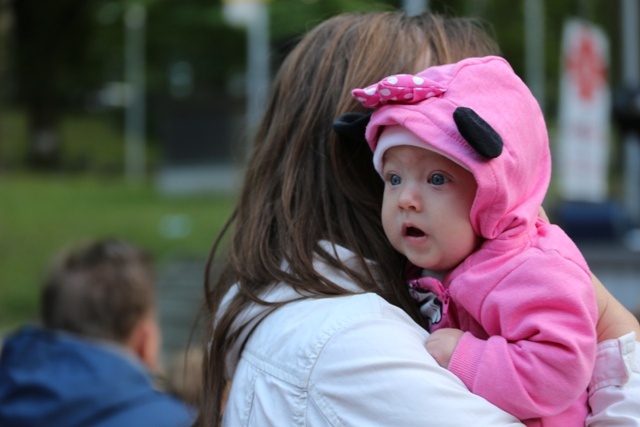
[{"left": 354, "top": 56, "right": 550, "bottom": 240}]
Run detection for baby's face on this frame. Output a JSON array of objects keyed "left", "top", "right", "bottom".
[{"left": 380, "top": 129, "right": 480, "bottom": 272}]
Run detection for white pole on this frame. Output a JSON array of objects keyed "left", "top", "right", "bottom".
[
  {"left": 124, "top": 3, "right": 146, "bottom": 183},
  {"left": 403, "top": 0, "right": 428, "bottom": 16},
  {"left": 621, "top": 0, "right": 640, "bottom": 225},
  {"left": 222, "top": 1, "right": 270, "bottom": 158},
  {"left": 524, "top": 0, "right": 545, "bottom": 112},
  {"left": 245, "top": 3, "right": 269, "bottom": 138}
]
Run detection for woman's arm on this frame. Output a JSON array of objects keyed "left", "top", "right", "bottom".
[
  {"left": 592, "top": 272, "right": 640, "bottom": 341},
  {"left": 311, "top": 300, "right": 525, "bottom": 426},
  {"left": 587, "top": 270, "right": 640, "bottom": 427}
]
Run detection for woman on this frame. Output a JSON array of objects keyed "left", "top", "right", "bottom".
[{"left": 200, "top": 11, "right": 640, "bottom": 426}]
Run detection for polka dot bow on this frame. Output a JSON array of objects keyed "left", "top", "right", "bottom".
[{"left": 352, "top": 74, "right": 447, "bottom": 108}]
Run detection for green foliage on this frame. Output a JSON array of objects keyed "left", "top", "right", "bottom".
[
  {"left": 0, "top": 108, "right": 149, "bottom": 173},
  {"left": 269, "top": 0, "right": 394, "bottom": 43},
  {"left": 0, "top": 173, "right": 235, "bottom": 332},
  {"left": 145, "top": 0, "right": 246, "bottom": 91}
]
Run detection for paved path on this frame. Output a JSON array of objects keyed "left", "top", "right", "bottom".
[
  {"left": 155, "top": 244, "right": 640, "bottom": 361},
  {"left": 155, "top": 258, "right": 207, "bottom": 362}
]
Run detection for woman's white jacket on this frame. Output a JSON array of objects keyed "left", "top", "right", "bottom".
[{"left": 220, "top": 242, "right": 524, "bottom": 426}]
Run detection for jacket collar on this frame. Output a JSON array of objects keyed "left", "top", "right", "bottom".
[{"left": 218, "top": 241, "right": 370, "bottom": 378}]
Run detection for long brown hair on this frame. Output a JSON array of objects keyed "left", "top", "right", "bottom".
[{"left": 199, "top": 11, "right": 500, "bottom": 425}]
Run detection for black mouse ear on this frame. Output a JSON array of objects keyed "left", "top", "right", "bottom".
[
  {"left": 332, "top": 112, "right": 371, "bottom": 145},
  {"left": 453, "top": 107, "right": 503, "bottom": 159}
]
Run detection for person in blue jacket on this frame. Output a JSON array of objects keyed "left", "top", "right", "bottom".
[{"left": 0, "top": 239, "right": 195, "bottom": 427}]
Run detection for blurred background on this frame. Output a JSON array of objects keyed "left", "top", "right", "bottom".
[{"left": 1, "top": 0, "right": 639, "bottom": 363}]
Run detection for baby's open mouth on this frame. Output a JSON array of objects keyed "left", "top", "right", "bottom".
[{"left": 404, "top": 226, "right": 426, "bottom": 237}]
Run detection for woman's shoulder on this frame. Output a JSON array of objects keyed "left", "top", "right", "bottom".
[
  {"left": 247, "top": 291, "right": 426, "bottom": 356},
  {"left": 299, "top": 292, "right": 417, "bottom": 325},
  {"left": 240, "top": 292, "right": 428, "bottom": 379}
]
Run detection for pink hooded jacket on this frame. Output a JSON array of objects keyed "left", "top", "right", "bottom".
[{"left": 354, "top": 56, "right": 598, "bottom": 426}]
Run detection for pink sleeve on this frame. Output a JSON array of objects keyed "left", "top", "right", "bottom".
[{"left": 448, "top": 255, "right": 597, "bottom": 420}]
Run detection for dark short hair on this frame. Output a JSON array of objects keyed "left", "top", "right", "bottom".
[{"left": 41, "top": 239, "right": 155, "bottom": 343}]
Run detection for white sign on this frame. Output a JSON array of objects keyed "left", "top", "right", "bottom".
[
  {"left": 557, "top": 19, "right": 611, "bottom": 202},
  {"left": 223, "top": 0, "right": 267, "bottom": 27}
]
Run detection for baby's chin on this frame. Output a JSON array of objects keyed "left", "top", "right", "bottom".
[{"left": 406, "top": 255, "right": 460, "bottom": 274}]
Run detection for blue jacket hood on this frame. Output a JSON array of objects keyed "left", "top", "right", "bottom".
[{"left": 0, "top": 326, "right": 195, "bottom": 427}]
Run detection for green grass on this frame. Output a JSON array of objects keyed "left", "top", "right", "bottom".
[
  {"left": 0, "top": 173, "right": 235, "bottom": 332},
  {"left": 0, "top": 108, "right": 236, "bottom": 332}
]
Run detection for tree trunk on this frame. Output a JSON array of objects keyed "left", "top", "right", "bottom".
[
  {"left": 0, "top": 0, "right": 11, "bottom": 162},
  {"left": 10, "top": 0, "right": 88, "bottom": 170},
  {"left": 26, "top": 100, "right": 61, "bottom": 169}
]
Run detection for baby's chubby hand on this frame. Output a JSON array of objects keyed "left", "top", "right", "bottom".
[{"left": 426, "top": 328, "right": 464, "bottom": 369}]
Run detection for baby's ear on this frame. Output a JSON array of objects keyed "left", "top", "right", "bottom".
[{"left": 453, "top": 107, "right": 503, "bottom": 159}]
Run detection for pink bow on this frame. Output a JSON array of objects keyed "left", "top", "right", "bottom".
[{"left": 352, "top": 74, "right": 446, "bottom": 108}]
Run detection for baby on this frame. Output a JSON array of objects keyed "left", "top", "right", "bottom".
[{"left": 352, "top": 56, "right": 597, "bottom": 426}]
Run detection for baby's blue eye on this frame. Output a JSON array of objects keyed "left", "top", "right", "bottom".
[
  {"left": 390, "top": 174, "right": 401, "bottom": 186},
  {"left": 430, "top": 173, "right": 448, "bottom": 186}
]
